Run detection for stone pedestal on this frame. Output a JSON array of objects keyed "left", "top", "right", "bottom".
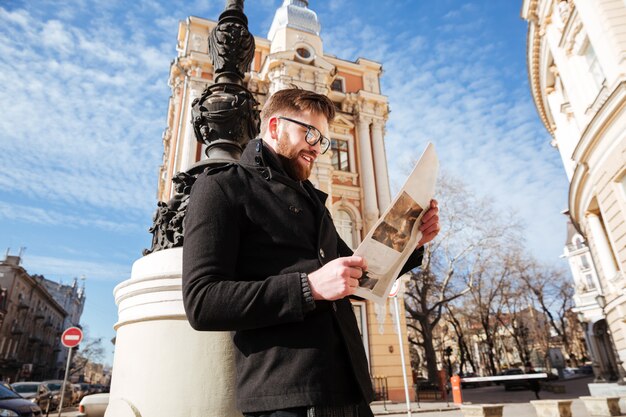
[
  {"left": 460, "top": 404, "right": 504, "bottom": 417},
  {"left": 589, "top": 383, "right": 626, "bottom": 412},
  {"left": 530, "top": 400, "right": 573, "bottom": 417},
  {"left": 105, "top": 248, "right": 241, "bottom": 417},
  {"left": 580, "top": 396, "right": 622, "bottom": 416}
]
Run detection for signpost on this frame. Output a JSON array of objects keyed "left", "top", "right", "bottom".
[
  {"left": 390, "top": 281, "right": 412, "bottom": 417},
  {"left": 58, "top": 327, "right": 83, "bottom": 417}
]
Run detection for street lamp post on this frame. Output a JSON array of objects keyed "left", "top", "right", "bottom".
[
  {"left": 107, "top": 2, "right": 258, "bottom": 416},
  {"left": 595, "top": 295, "right": 626, "bottom": 385}
]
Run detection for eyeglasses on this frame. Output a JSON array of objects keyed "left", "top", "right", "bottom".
[{"left": 277, "top": 116, "right": 331, "bottom": 154}]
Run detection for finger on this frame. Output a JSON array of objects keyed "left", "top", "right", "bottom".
[
  {"left": 420, "top": 215, "right": 439, "bottom": 231},
  {"left": 420, "top": 207, "right": 439, "bottom": 224},
  {"left": 349, "top": 267, "right": 363, "bottom": 279},
  {"left": 421, "top": 222, "right": 440, "bottom": 236},
  {"left": 343, "top": 255, "right": 367, "bottom": 270},
  {"left": 348, "top": 278, "right": 359, "bottom": 288},
  {"left": 431, "top": 199, "right": 438, "bottom": 208}
]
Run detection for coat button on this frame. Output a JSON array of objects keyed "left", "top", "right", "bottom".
[
  {"left": 260, "top": 169, "right": 270, "bottom": 180},
  {"left": 289, "top": 205, "right": 301, "bottom": 214},
  {"left": 319, "top": 248, "right": 325, "bottom": 258},
  {"left": 254, "top": 156, "right": 262, "bottom": 166},
  {"left": 256, "top": 142, "right": 261, "bottom": 152}
]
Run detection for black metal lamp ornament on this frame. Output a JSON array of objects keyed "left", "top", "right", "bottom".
[
  {"left": 145, "top": 0, "right": 259, "bottom": 255},
  {"left": 190, "top": 0, "right": 260, "bottom": 168}
]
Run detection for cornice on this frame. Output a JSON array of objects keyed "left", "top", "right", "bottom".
[
  {"left": 572, "top": 81, "right": 626, "bottom": 164},
  {"left": 526, "top": 9, "right": 555, "bottom": 137}
]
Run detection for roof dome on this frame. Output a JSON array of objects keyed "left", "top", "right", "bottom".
[{"left": 267, "top": 0, "right": 321, "bottom": 40}]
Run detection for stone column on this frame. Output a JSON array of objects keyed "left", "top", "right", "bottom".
[
  {"left": 356, "top": 114, "right": 379, "bottom": 231},
  {"left": 370, "top": 118, "right": 391, "bottom": 212},
  {"left": 586, "top": 212, "right": 618, "bottom": 280},
  {"left": 106, "top": 249, "right": 241, "bottom": 417}
]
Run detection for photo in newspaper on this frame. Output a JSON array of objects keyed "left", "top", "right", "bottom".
[{"left": 353, "top": 143, "right": 438, "bottom": 304}]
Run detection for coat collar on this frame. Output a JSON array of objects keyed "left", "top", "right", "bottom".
[{"left": 240, "top": 138, "right": 328, "bottom": 205}]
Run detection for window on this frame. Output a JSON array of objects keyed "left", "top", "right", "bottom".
[
  {"left": 584, "top": 43, "right": 604, "bottom": 91},
  {"left": 331, "top": 78, "right": 344, "bottom": 92},
  {"left": 584, "top": 274, "right": 596, "bottom": 291},
  {"left": 335, "top": 209, "right": 356, "bottom": 249},
  {"left": 581, "top": 255, "right": 590, "bottom": 269},
  {"left": 331, "top": 139, "right": 350, "bottom": 172},
  {"left": 351, "top": 301, "right": 370, "bottom": 364}
]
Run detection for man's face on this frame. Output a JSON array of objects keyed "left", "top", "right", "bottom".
[{"left": 272, "top": 110, "right": 329, "bottom": 181}]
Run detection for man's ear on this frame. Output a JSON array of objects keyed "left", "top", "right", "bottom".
[{"left": 268, "top": 116, "right": 279, "bottom": 140}]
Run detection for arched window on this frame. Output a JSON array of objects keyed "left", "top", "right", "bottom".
[{"left": 336, "top": 209, "right": 357, "bottom": 249}]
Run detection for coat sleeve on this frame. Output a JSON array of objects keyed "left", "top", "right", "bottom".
[{"left": 182, "top": 174, "right": 306, "bottom": 332}]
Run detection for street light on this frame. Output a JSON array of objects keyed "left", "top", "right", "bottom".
[{"left": 594, "top": 295, "right": 626, "bottom": 385}]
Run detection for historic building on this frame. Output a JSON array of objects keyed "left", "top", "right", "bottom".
[
  {"left": 522, "top": 0, "right": 626, "bottom": 388},
  {"left": 0, "top": 254, "right": 67, "bottom": 381},
  {"left": 156, "top": 0, "right": 415, "bottom": 400},
  {"left": 42, "top": 276, "right": 86, "bottom": 378}
]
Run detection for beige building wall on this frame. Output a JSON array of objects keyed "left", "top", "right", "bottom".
[
  {"left": 156, "top": 2, "right": 416, "bottom": 402},
  {"left": 522, "top": 0, "right": 626, "bottom": 371}
]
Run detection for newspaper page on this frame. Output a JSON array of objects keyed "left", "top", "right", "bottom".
[{"left": 353, "top": 143, "right": 439, "bottom": 304}]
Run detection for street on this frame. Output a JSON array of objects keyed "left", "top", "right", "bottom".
[{"left": 370, "top": 376, "right": 622, "bottom": 417}]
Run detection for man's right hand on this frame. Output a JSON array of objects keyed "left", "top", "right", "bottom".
[{"left": 307, "top": 256, "right": 367, "bottom": 300}]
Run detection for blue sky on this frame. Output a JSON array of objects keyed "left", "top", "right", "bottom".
[{"left": 0, "top": 0, "right": 569, "bottom": 366}]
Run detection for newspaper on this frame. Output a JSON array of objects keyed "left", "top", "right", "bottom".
[{"left": 353, "top": 143, "right": 439, "bottom": 304}]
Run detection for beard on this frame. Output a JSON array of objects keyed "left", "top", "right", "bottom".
[{"left": 276, "top": 132, "right": 313, "bottom": 181}]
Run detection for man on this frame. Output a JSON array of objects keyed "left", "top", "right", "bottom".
[{"left": 183, "top": 88, "right": 440, "bottom": 417}]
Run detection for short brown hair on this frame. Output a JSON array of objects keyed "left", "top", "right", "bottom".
[{"left": 260, "top": 88, "right": 336, "bottom": 135}]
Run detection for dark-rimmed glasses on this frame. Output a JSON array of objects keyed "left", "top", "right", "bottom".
[{"left": 277, "top": 116, "right": 331, "bottom": 154}]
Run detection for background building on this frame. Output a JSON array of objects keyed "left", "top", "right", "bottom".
[
  {"left": 0, "top": 254, "right": 67, "bottom": 381},
  {"left": 42, "top": 276, "right": 85, "bottom": 378},
  {"left": 157, "top": 0, "right": 415, "bottom": 401},
  {"left": 522, "top": 0, "right": 626, "bottom": 390}
]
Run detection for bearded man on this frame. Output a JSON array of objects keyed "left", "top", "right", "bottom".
[{"left": 182, "top": 88, "right": 440, "bottom": 417}]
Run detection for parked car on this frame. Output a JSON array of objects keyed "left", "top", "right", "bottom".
[
  {"left": 42, "top": 380, "right": 74, "bottom": 408},
  {"left": 10, "top": 382, "right": 52, "bottom": 413},
  {"left": 78, "top": 393, "right": 109, "bottom": 417},
  {"left": 0, "top": 382, "right": 43, "bottom": 416},
  {"left": 576, "top": 364, "right": 594, "bottom": 375}
]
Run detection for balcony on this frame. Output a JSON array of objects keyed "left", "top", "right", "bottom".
[
  {"left": 17, "top": 300, "right": 29, "bottom": 311},
  {"left": 10, "top": 326, "right": 23, "bottom": 335}
]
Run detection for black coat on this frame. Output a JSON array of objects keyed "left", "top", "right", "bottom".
[{"left": 182, "top": 139, "right": 422, "bottom": 413}]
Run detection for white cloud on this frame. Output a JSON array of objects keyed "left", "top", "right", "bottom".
[
  {"left": 321, "top": 5, "right": 570, "bottom": 265},
  {"left": 23, "top": 254, "right": 131, "bottom": 282}
]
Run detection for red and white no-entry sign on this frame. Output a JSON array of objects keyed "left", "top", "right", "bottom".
[{"left": 61, "top": 327, "right": 83, "bottom": 348}]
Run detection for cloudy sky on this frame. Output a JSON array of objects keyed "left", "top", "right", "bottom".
[{"left": 0, "top": 0, "right": 569, "bottom": 366}]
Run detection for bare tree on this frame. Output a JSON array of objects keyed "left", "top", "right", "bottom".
[
  {"left": 69, "top": 332, "right": 105, "bottom": 377},
  {"left": 404, "top": 173, "right": 516, "bottom": 382},
  {"left": 519, "top": 260, "right": 575, "bottom": 359}
]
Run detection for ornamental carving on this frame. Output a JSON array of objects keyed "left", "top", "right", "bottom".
[{"left": 144, "top": 172, "right": 196, "bottom": 255}]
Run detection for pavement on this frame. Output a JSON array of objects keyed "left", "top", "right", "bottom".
[
  {"left": 370, "top": 376, "right": 611, "bottom": 417},
  {"left": 55, "top": 376, "right": 621, "bottom": 417}
]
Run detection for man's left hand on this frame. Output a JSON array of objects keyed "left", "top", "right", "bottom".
[{"left": 417, "top": 199, "right": 440, "bottom": 247}]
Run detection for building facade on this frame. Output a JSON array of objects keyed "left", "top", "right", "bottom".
[
  {"left": 42, "top": 277, "right": 86, "bottom": 379},
  {"left": 157, "top": 0, "right": 415, "bottom": 400},
  {"left": 522, "top": 0, "right": 626, "bottom": 386},
  {"left": 0, "top": 254, "right": 67, "bottom": 381}
]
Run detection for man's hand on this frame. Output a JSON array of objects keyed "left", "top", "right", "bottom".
[
  {"left": 417, "top": 199, "right": 440, "bottom": 247},
  {"left": 307, "top": 256, "right": 367, "bottom": 301}
]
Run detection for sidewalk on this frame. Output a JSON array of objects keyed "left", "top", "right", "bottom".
[
  {"left": 371, "top": 400, "right": 458, "bottom": 416},
  {"left": 371, "top": 376, "right": 598, "bottom": 417}
]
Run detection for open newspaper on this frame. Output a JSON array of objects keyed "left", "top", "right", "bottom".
[{"left": 353, "top": 143, "right": 439, "bottom": 304}]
